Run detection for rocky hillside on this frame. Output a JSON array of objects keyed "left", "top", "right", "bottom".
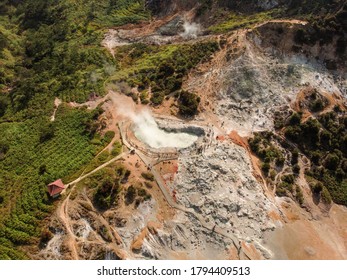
[{"left": 0, "top": 0, "right": 346, "bottom": 260}]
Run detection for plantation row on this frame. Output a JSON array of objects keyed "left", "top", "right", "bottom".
[{"left": 0, "top": 105, "right": 114, "bottom": 258}]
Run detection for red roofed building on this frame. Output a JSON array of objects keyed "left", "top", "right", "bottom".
[{"left": 47, "top": 179, "right": 66, "bottom": 198}]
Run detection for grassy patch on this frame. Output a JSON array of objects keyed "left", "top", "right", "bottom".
[
  {"left": 108, "top": 41, "right": 219, "bottom": 105},
  {"left": 209, "top": 9, "right": 282, "bottom": 34}
]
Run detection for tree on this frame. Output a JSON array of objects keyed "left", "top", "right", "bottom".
[
  {"left": 312, "top": 182, "right": 323, "bottom": 194},
  {"left": 324, "top": 153, "right": 340, "bottom": 170},
  {"left": 38, "top": 165, "right": 47, "bottom": 175},
  {"left": 39, "top": 123, "right": 55, "bottom": 143},
  {"left": 261, "top": 162, "right": 270, "bottom": 175},
  {"left": 125, "top": 185, "right": 136, "bottom": 205},
  {"left": 320, "top": 130, "right": 331, "bottom": 147},
  {"left": 0, "top": 96, "right": 8, "bottom": 117},
  {"left": 178, "top": 90, "right": 200, "bottom": 117},
  {"left": 288, "top": 112, "right": 301, "bottom": 125}
]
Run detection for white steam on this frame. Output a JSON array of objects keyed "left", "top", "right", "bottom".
[
  {"left": 132, "top": 110, "right": 198, "bottom": 149},
  {"left": 180, "top": 21, "right": 201, "bottom": 40},
  {"left": 110, "top": 91, "right": 198, "bottom": 149}
]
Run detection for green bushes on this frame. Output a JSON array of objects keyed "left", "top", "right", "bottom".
[
  {"left": 141, "top": 172, "right": 154, "bottom": 182},
  {"left": 125, "top": 185, "right": 151, "bottom": 206},
  {"left": 261, "top": 163, "right": 270, "bottom": 175},
  {"left": 111, "top": 141, "right": 122, "bottom": 156},
  {"left": 178, "top": 91, "right": 200, "bottom": 117},
  {"left": 110, "top": 41, "right": 219, "bottom": 105},
  {"left": 0, "top": 0, "right": 153, "bottom": 259},
  {"left": 321, "top": 186, "right": 332, "bottom": 204},
  {"left": 125, "top": 185, "right": 136, "bottom": 205},
  {"left": 209, "top": 9, "right": 281, "bottom": 34},
  {"left": 94, "top": 177, "right": 120, "bottom": 210},
  {"left": 324, "top": 153, "right": 340, "bottom": 170},
  {"left": 249, "top": 132, "right": 285, "bottom": 169},
  {"left": 103, "top": 131, "right": 115, "bottom": 144},
  {"left": 281, "top": 108, "right": 347, "bottom": 205}
]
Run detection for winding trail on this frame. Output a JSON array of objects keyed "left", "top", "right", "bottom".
[{"left": 56, "top": 151, "right": 129, "bottom": 259}]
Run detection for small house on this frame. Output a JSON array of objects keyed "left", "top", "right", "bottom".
[{"left": 47, "top": 179, "right": 66, "bottom": 198}]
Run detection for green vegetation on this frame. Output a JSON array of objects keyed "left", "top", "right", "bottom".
[
  {"left": 249, "top": 132, "right": 285, "bottom": 171},
  {"left": 125, "top": 185, "right": 137, "bottom": 205},
  {"left": 178, "top": 90, "right": 201, "bottom": 117},
  {"left": 1, "top": 0, "right": 345, "bottom": 259},
  {"left": 292, "top": 3, "right": 346, "bottom": 68},
  {"left": 209, "top": 9, "right": 281, "bottom": 33},
  {"left": 0, "top": 15, "right": 23, "bottom": 93},
  {"left": 94, "top": 176, "right": 120, "bottom": 210},
  {"left": 125, "top": 185, "right": 151, "bottom": 207},
  {"left": 109, "top": 41, "right": 219, "bottom": 106},
  {"left": 79, "top": 164, "right": 131, "bottom": 210},
  {"left": 249, "top": 132, "right": 305, "bottom": 203},
  {"left": 141, "top": 172, "right": 155, "bottom": 182},
  {"left": 283, "top": 111, "right": 347, "bottom": 205},
  {"left": 260, "top": 103, "right": 347, "bottom": 206},
  {"left": 0, "top": 0, "right": 149, "bottom": 259},
  {"left": 0, "top": 105, "right": 109, "bottom": 258},
  {"left": 253, "top": 104, "right": 347, "bottom": 206}
]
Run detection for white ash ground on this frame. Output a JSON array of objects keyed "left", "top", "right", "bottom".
[
  {"left": 214, "top": 36, "right": 346, "bottom": 137},
  {"left": 174, "top": 138, "right": 280, "bottom": 258}
]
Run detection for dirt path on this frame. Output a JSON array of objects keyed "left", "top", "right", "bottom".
[
  {"left": 57, "top": 193, "right": 79, "bottom": 259},
  {"left": 66, "top": 152, "right": 129, "bottom": 188},
  {"left": 50, "top": 98, "right": 62, "bottom": 122},
  {"left": 55, "top": 151, "right": 129, "bottom": 259}
]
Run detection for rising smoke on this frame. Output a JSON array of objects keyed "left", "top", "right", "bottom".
[
  {"left": 132, "top": 110, "right": 198, "bottom": 149},
  {"left": 180, "top": 21, "right": 201, "bottom": 39},
  {"left": 110, "top": 92, "right": 198, "bottom": 149}
]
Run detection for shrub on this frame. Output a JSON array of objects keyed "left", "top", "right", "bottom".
[
  {"left": 311, "top": 151, "right": 321, "bottom": 165},
  {"left": 285, "top": 126, "right": 301, "bottom": 141},
  {"left": 275, "top": 155, "right": 285, "bottom": 167},
  {"left": 150, "top": 92, "right": 164, "bottom": 106},
  {"left": 311, "top": 99, "right": 324, "bottom": 112},
  {"left": 282, "top": 174, "right": 295, "bottom": 185},
  {"left": 141, "top": 172, "right": 154, "bottom": 182},
  {"left": 94, "top": 177, "right": 119, "bottom": 210},
  {"left": 288, "top": 112, "right": 301, "bottom": 125},
  {"left": 261, "top": 162, "right": 270, "bottom": 175},
  {"left": 40, "top": 228, "right": 53, "bottom": 246},
  {"left": 312, "top": 182, "right": 323, "bottom": 194},
  {"left": 291, "top": 149, "right": 299, "bottom": 165},
  {"left": 295, "top": 186, "right": 304, "bottom": 204},
  {"left": 276, "top": 185, "right": 287, "bottom": 197},
  {"left": 125, "top": 185, "right": 136, "bottom": 205},
  {"left": 144, "top": 182, "right": 152, "bottom": 189},
  {"left": 324, "top": 153, "right": 340, "bottom": 170},
  {"left": 103, "top": 131, "right": 115, "bottom": 144},
  {"left": 178, "top": 91, "right": 200, "bottom": 117},
  {"left": 321, "top": 187, "right": 332, "bottom": 204}
]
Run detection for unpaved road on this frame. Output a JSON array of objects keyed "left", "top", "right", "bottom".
[{"left": 56, "top": 151, "right": 129, "bottom": 259}]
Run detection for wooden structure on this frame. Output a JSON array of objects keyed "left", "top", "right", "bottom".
[{"left": 47, "top": 179, "right": 66, "bottom": 198}]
